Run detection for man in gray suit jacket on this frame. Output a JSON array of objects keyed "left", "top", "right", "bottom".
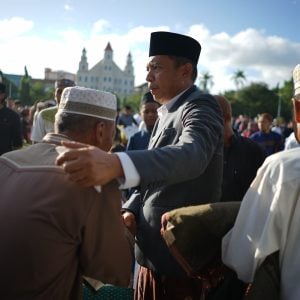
[{"left": 56, "top": 31, "right": 224, "bottom": 299}]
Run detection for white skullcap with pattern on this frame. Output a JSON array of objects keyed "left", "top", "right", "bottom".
[
  {"left": 58, "top": 86, "right": 117, "bottom": 121},
  {"left": 293, "top": 64, "right": 300, "bottom": 96}
]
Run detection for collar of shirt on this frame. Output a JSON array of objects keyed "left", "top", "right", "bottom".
[
  {"left": 157, "top": 89, "right": 188, "bottom": 120},
  {"left": 43, "top": 133, "right": 102, "bottom": 193}
]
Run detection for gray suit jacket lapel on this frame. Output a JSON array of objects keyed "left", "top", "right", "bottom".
[
  {"left": 148, "top": 85, "right": 197, "bottom": 150},
  {"left": 148, "top": 117, "right": 167, "bottom": 149}
]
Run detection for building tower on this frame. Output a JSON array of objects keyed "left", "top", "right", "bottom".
[
  {"left": 104, "top": 42, "right": 113, "bottom": 61},
  {"left": 76, "top": 43, "right": 135, "bottom": 98},
  {"left": 78, "top": 48, "right": 88, "bottom": 72},
  {"left": 124, "top": 52, "right": 134, "bottom": 76}
]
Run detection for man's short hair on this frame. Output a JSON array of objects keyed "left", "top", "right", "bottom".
[
  {"left": 169, "top": 55, "right": 198, "bottom": 82},
  {"left": 259, "top": 113, "right": 273, "bottom": 123},
  {"left": 55, "top": 112, "right": 113, "bottom": 136},
  {"left": 54, "top": 79, "right": 75, "bottom": 89}
]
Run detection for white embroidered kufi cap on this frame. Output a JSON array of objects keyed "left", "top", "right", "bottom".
[
  {"left": 293, "top": 64, "right": 300, "bottom": 96},
  {"left": 58, "top": 86, "right": 117, "bottom": 121}
]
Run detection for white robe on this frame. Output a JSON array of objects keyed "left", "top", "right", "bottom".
[{"left": 222, "top": 147, "right": 300, "bottom": 300}]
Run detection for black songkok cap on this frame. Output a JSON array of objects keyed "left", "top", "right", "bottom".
[
  {"left": 149, "top": 31, "right": 201, "bottom": 65},
  {"left": 55, "top": 78, "right": 75, "bottom": 89},
  {"left": 0, "top": 83, "right": 6, "bottom": 93}
]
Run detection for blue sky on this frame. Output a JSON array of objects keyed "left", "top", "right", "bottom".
[{"left": 1, "top": 0, "right": 300, "bottom": 93}]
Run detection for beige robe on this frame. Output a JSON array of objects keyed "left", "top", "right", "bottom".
[{"left": 0, "top": 133, "right": 133, "bottom": 300}]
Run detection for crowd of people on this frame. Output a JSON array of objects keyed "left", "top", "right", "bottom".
[
  {"left": 1, "top": 87, "right": 296, "bottom": 158},
  {"left": 0, "top": 30, "right": 300, "bottom": 300}
]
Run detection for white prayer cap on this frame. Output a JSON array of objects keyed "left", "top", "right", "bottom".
[
  {"left": 293, "top": 64, "right": 300, "bottom": 96},
  {"left": 58, "top": 86, "right": 117, "bottom": 121}
]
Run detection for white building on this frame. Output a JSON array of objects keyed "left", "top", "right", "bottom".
[
  {"left": 44, "top": 68, "right": 76, "bottom": 82},
  {"left": 76, "top": 43, "right": 135, "bottom": 98}
]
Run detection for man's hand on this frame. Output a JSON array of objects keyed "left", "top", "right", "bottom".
[
  {"left": 122, "top": 211, "right": 136, "bottom": 236},
  {"left": 160, "top": 212, "right": 170, "bottom": 235},
  {"left": 55, "top": 141, "right": 124, "bottom": 186}
]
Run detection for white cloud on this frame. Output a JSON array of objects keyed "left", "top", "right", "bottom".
[
  {"left": 0, "top": 19, "right": 299, "bottom": 94},
  {"left": 191, "top": 26, "right": 300, "bottom": 93},
  {"left": 0, "top": 17, "right": 33, "bottom": 40},
  {"left": 64, "top": 4, "right": 73, "bottom": 11},
  {"left": 91, "top": 19, "right": 111, "bottom": 35}
]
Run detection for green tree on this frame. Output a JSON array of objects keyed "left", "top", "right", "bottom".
[
  {"left": 229, "top": 82, "right": 278, "bottom": 118},
  {"left": 199, "top": 71, "right": 214, "bottom": 93},
  {"left": 275, "top": 78, "right": 294, "bottom": 122},
  {"left": 0, "top": 70, "right": 19, "bottom": 99},
  {"left": 232, "top": 69, "right": 246, "bottom": 91},
  {"left": 224, "top": 80, "right": 293, "bottom": 122},
  {"left": 121, "top": 92, "right": 142, "bottom": 113},
  {"left": 19, "top": 66, "right": 32, "bottom": 105},
  {"left": 30, "top": 82, "right": 54, "bottom": 102}
]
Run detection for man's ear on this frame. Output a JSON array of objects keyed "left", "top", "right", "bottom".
[
  {"left": 292, "top": 98, "right": 300, "bottom": 143},
  {"left": 181, "top": 63, "right": 193, "bottom": 78},
  {"left": 95, "top": 121, "right": 104, "bottom": 145}
]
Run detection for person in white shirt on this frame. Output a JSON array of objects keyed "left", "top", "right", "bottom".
[
  {"left": 284, "top": 130, "right": 300, "bottom": 149},
  {"left": 31, "top": 79, "right": 75, "bottom": 143},
  {"left": 222, "top": 63, "right": 300, "bottom": 300}
]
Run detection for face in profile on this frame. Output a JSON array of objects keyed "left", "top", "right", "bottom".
[
  {"left": 292, "top": 97, "right": 300, "bottom": 142},
  {"left": 146, "top": 55, "right": 185, "bottom": 104}
]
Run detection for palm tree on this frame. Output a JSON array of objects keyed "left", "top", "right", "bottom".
[
  {"left": 199, "top": 71, "right": 214, "bottom": 93},
  {"left": 232, "top": 69, "right": 246, "bottom": 91}
]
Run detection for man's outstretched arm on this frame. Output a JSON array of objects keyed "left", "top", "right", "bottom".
[{"left": 55, "top": 141, "right": 124, "bottom": 186}]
